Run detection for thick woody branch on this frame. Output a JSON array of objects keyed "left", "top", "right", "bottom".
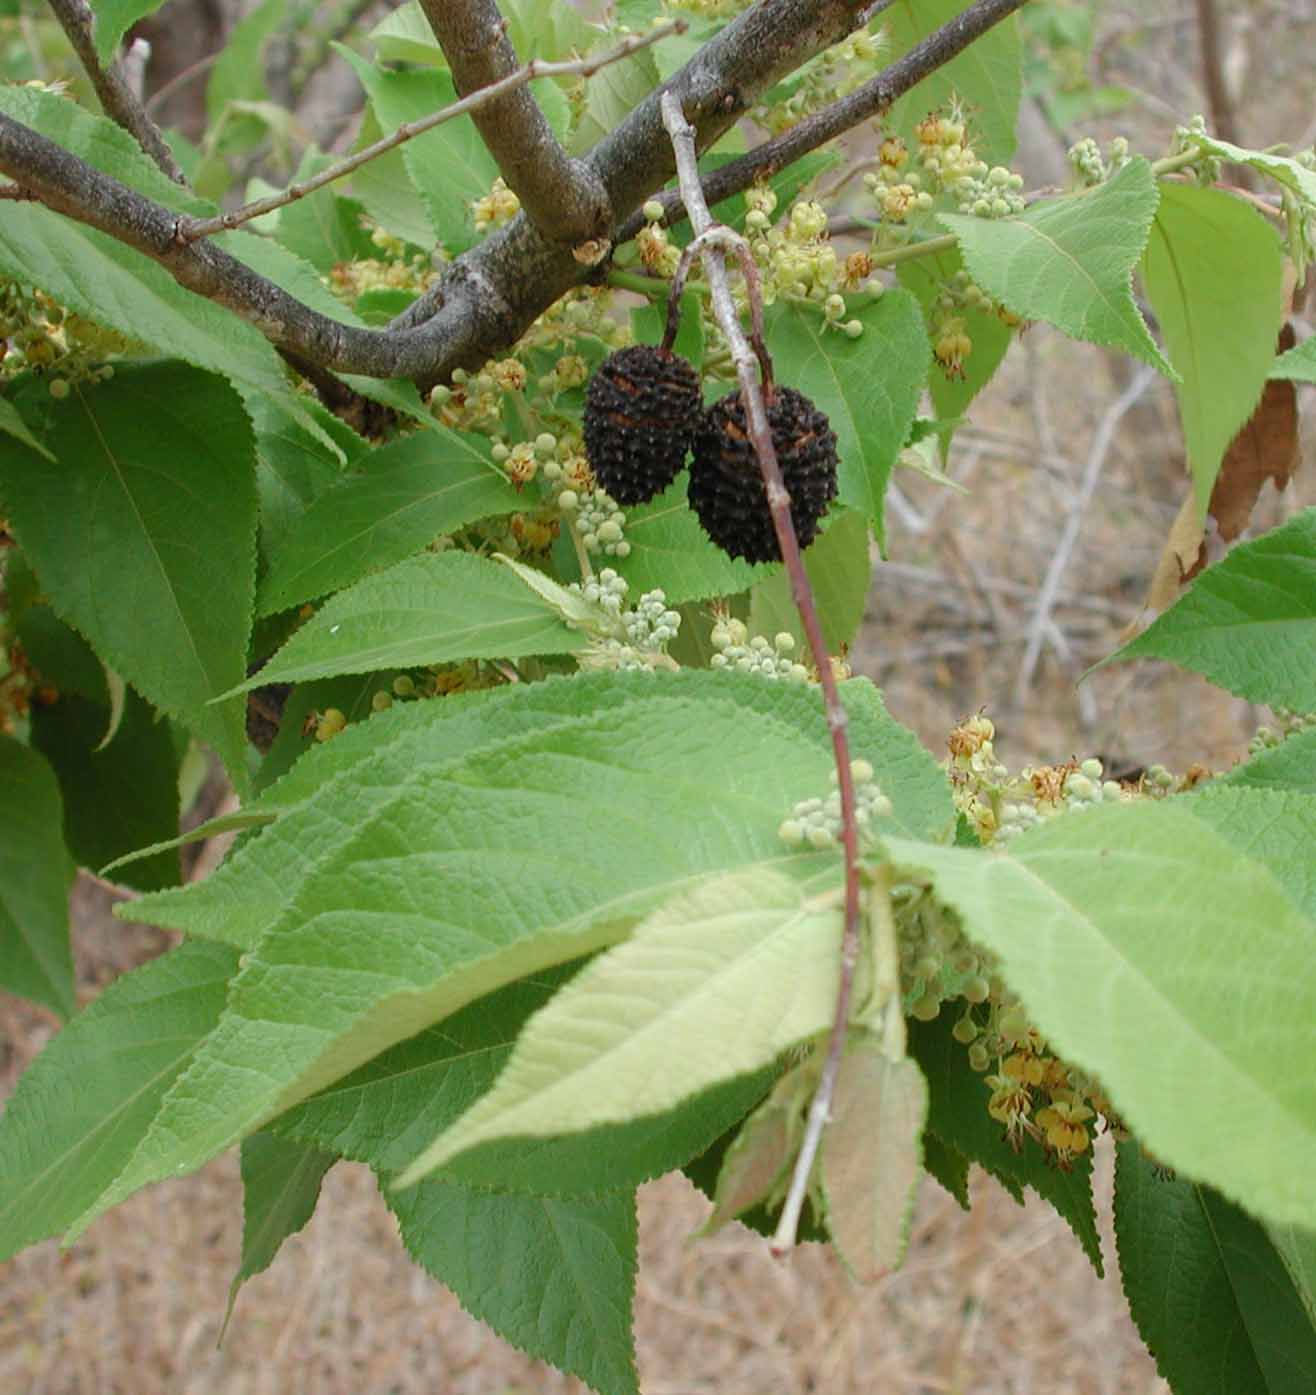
[
  {"left": 2, "top": 0, "right": 933, "bottom": 381},
  {"left": 46, "top": 0, "right": 186, "bottom": 184},
  {"left": 419, "top": 0, "right": 610, "bottom": 248},
  {"left": 620, "top": 0, "right": 1030, "bottom": 242},
  {"left": 661, "top": 90, "right": 863, "bottom": 1259}
]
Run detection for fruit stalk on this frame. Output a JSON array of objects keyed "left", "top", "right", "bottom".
[{"left": 659, "top": 89, "right": 862, "bottom": 1257}]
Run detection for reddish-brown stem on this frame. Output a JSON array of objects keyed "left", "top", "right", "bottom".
[{"left": 661, "top": 90, "right": 861, "bottom": 1258}]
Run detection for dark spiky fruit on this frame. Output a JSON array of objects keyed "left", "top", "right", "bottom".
[
  {"left": 688, "top": 386, "right": 838, "bottom": 563},
  {"left": 583, "top": 345, "right": 702, "bottom": 505}
]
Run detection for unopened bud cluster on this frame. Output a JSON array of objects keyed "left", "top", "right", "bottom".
[
  {"left": 1170, "top": 118, "right": 1221, "bottom": 186},
  {"left": 1249, "top": 707, "right": 1316, "bottom": 754},
  {"left": 710, "top": 617, "right": 810, "bottom": 683},
  {"left": 777, "top": 758, "right": 892, "bottom": 848},
  {"left": 0, "top": 280, "right": 128, "bottom": 393},
  {"left": 570, "top": 570, "right": 680, "bottom": 673},
  {"left": 472, "top": 176, "right": 521, "bottom": 233}
]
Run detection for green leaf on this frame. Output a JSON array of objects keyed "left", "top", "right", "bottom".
[
  {"left": 393, "top": 861, "right": 843, "bottom": 1189},
  {"left": 0, "top": 84, "right": 207, "bottom": 216},
  {"left": 132, "top": 672, "right": 951, "bottom": 950},
  {"left": 0, "top": 938, "right": 239, "bottom": 1260},
  {"left": 889, "top": 802, "right": 1316, "bottom": 1231},
  {"left": 704, "top": 1068, "right": 799, "bottom": 1233},
  {"left": 1141, "top": 184, "right": 1284, "bottom": 513},
  {"left": 207, "top": 0, "right": 286, "bottom": 119},
  {"left": 907, "top": 1012, "right": 1102, "bottom": 1268},
  {"left": 569, "top": 47, "right": 659, "bottom": 155},
  {"left": 256, "top": 430, "right": 521, "bottom": 615},
  {"left": 1183, "top": 135, "right": 1316, "bottom": 210},
  {"left": 749, "top": 508, "right": 871, "bottom": 653},
  {"left": 389, "top": 1181, "right": 638, "bottom": 1395},
  {"left": 763, "top": 289, "right": 929, "bottom": 549},
  {"left": 0, "top": 734, "right": 75, "bottom": 1018},
  {"left": 1114, "top": 1141, "right": 1316, "bottom": 1395},
  {"left": 1183, "top": 785, "right": 1316, "bottom": 921},
  {"left": 820, "top": 1041, "right": 927, "bottom": 1282},
  {"left": 1107, "top": 507, "right": 1316, "bottom": 710},
  {"left": 1273, "top": 335, "right": 1316, "bottom": 385},
  {"left": 225, "top": 1132, "right": 335, "bottom": 1324},
  {"left": 239, "top": 549, "right": 583, "bottom": 690},
  {"left": 347, "top": 107, "right": 435, "bottom": 249},
  {"left": 217, "top": 229, "right": 364, "bottom": 329},
  {"left": 0, "top": 364, "right": 257, "bottom": 783},
  {"left": 339, "top": 50, "right": 499, "bottom": 253},
  {"left": 276, "top": 182, "right": 377, "bottom": 274},
  {"left": 613, "top": 476, "right": 767, "bottom": 604},
  {"left": 922, "top": 1131, "right": 970, "bottom": 1209},
  {"left": 883, "top": 0, "right": 1022, "bottom": 165},
  {"left": 81, "top": 673, "right": 946, "bottom": 1225},
  {"left": 92, "top": 0, "right": 171, "bottom": 64},
  {"left": 941, "top": 159, "right": 1174, "bottom": 375},
  {"left": 16, "top": 605, "right": 109, "bottom": 704},
  {"left": 1269, "top": 1223, "right": 1316, "bottom": 1328},
  {"left": 898, "top": 245, "right": 1014, "bottom": 454},
  {"left": 0, "top": 204, "right": 319, "bottom": 436},
  {"left": 30, "top": 689, "right": 181, "bottom": 893},
  {"left": 1220, "top": 727, "right": 1316, "bottom": 795},
  {"left": 0, "top": 396, "right": 54, "bottom": 462},
  {"left": 370, "top": 2, "right": 446, "bottom": 65}
]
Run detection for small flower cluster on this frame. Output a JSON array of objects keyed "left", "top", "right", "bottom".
[
  {"left": 927, "top": 268, "right": 1020, "bottom": 380},
  {"left": 777, "top": 759, "right": 893, "bottom": 848},
  {"left": 1170, "top": 117, "right": 1220, "bottom": 185},
  {"left": 622, "top": 589, "right": 682, "bottom": 649},
  {"left": 563, "top": 486, "right": 631, "bottom": 559},
  {"left": 912, "top": 112, "right": 1025, "bottom": 218},
  {"left": 755, "top": 27, "right": 883, "bottom": 135},
  {"left": 491, "top": 431, "right": 559, "bottom": 488},
  {"left": 744, "top": 189, "right": 861, "bottom": 326},
  {"left": 709, "top": 617, "right": 810, "bottom": 683},
  {"left": 636, "top": 202, "right": 682, "bottom": 278},
  {"left": 472, "top": 176, "right": 521, "bottom": 233},
  {"left": 430, "top": 357, "right": 531, "bottom": 432},
  {"left": 571, "top": 571, "right": 680, "bottom": 673},
  {"left": 1249, "top": 707, "right": 1316, "bottom": 754},
  {"left": 0, "top": 281, "right": 129, "bottom": 393},
  {"left": 328, "top": 227, "right": 439, "bottom": 302},
  {"left": 995, "top": 757, "right": 1129, "bottom": 843},
  {"left": 1068, "top": 134, "right": 1132, "bottom": 188}
]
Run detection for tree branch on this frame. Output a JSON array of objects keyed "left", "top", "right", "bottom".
[
  {"left": 620, "top": 0, "right": 1030, "bottom": 243},
  {"left": 1, "top": 0, "right": 931, "bottom": 383},
  {"left": 418, "top": 0, "right": 610, "bottom": 249},
  {"left": 45, "top": 0, "right": 187, "bottom": 184},
  {"left": 661, "top": 90, "right": 862, "bottom": 1260},
  {"left": 179, "top": 22, "right": 685, "bottom": 242}
]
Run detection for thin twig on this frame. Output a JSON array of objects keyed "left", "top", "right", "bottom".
[
  {"left": 45, "top": 0, "right": 186, "bottom": 183},
  {"left": 660, "top": 90, "right": 861, "bottom": 1260},
  {"left": 1015, "top": 365, "right": 1157, "bottom": 704},
  {"left": 179, "top": 21, "right": 686, "bottom": 242}
]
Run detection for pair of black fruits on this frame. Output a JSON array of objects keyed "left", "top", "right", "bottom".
[{"left": 582, "top": 344, "right": 839, "bottom": 564}]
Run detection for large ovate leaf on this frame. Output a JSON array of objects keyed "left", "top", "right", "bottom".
[
  {"left": 888, "top": 801, "right": 1316, "bottom": 1231},
  {"left": 612, "top": 476, "right": 766, "bottom": 604},
  {"left": 239, "top": 550, "right": 583, "bottom": 690},
  {"left": 1108, "top": 507, "right": 1316, "bottom": 710},
  {"left": 941, "top": 158, "right": 1174, "bottom": 375},
  {"left": 0, "top": 939, "right": 240, "bottom": 1260},
  {"left": 257, "top": 430, "right": 521, "bottom": 615},
  {"left": 79, "top": 673, "right": 948, "bottom": 1228},
  {"left": 339, "top": 50, "right": 498, "bottom": 253},
  {"left": 0, "top": 205, "right": 318, "bottom": 433},
  {"left": 820, "top": 1042, "right": 927, "bottom": 1283},
  {"left": 0, "top": 364, "right": 256, "bottom": 782},
  {"left": 0, "top": 734, "right": 75, "bottom": 1018},
  {"left": 883, "top": 0, "right": 1022, "bottom": 165},
  {"left": 389, "top": 1180, "right": 638, "bottom": 1395},
  {"left": 908, "top": 1011, "right": 1102, "bottom": 1269},
  {"left": 1115, "top": 1141, "right": 1316, "bottom": 1395},
  {"left": 131, "top": 672, "right": 952, "bottom": 950},
  {"left": 1184, "top": 785, "right": 1316, "bottom": 921},
  {"left": 898, "top": 245, "right": 1014, "bottom": 452},
  {"left": 763, "top": 289, "right": 929, "bottom": 550},
  {"left": 1141, "top": 184, "right": 1284, "bottom": 513},
  {"left": 345, "top": 107, "right": 435, "bottom": 250},
  {"left": 393, "top": 862, "right": 843, "bottom": 1190},
  {"left": 749, "top": 508, "right": 871, "bottom": 653},
  {"left": 30, "top": 689, "right": 181, "bottom": 893},
  {"left": 225, "top": 1132, "right": 335, "bottom": 1323},
  {"left": 274, "top": 960, "right": 764, "bottom": 1197}
]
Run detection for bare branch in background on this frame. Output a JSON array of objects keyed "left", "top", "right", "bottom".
[
  {"left": 179, "top": 22, "right": 686, "bottom": 242},
  {"left": 45, "top": 0, "right": 187, "bottom": 183},
  {"left": 419, "top": 0, "right": 610, "bottom": 249}
]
